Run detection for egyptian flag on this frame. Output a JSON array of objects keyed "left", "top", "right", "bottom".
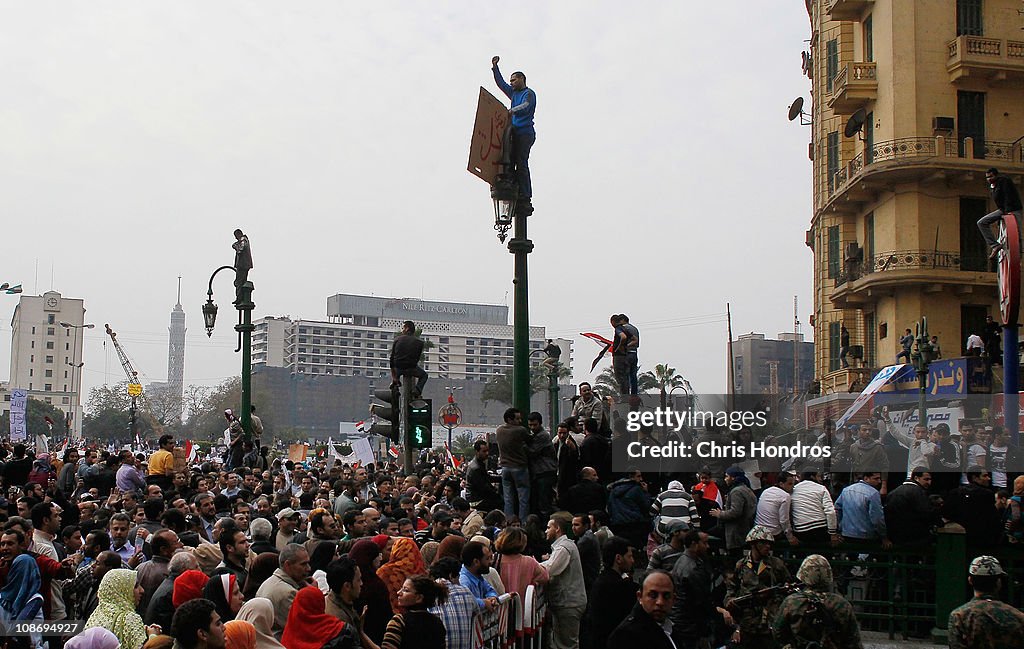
[
  {"left": 388, "top": 445, "right": 399, "bottom": 459},
  {"left": 581, "top": 332, "right": 614, "bottom": 372},
  {"left": 443, "top": 442, "right": 461, "bottom": 470},
  {"left": 185, "top": 440, "right": 198, "bottom": 463},
  {"left": 355, "top": 421, "right": 367, "bottom": 433}
]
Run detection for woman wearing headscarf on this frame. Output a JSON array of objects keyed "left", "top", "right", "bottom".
[
  {"left": 203, "top": 573, "right": 243, "bottom": 623},
  {"left": 243, "top": 553, "right": 281, "bottom": 600},
  {"left": 84, "top": 569, "right": 157, "bottom": 649},
  {"left": 236, "top": 598, "right": 285, "bottom": 649},
  {"left": 376, "top": 537, "right": 426, "bottom": 613},
  {"left": 418, "top": 540, "right": 440, "bottom": 566},
  {"left": 224, "top": 619, "right": 257, "bottom": 649},
  {"left": 64, "top": 628, "right": 120, "bottom": 649},
  {"left": 173, "top": 569, "right": 211, "bottom": 608},
  {"left": 433, "top": 535, "right": 464, "bottom": 565},
  {"left": 0, "top": 554, "right": 43, "bottom": 621},
  {"left": 192, "top": 543, "right": 224, "bottom": 576},
  {"left": 349, "top": 539, "right": 391, "bottom": 645},
  {"left": 280, "top": 586, "right": 356, "bottom": 649},
  {"left": 309, "top": 541, "right": 338, "bottom": 595}
]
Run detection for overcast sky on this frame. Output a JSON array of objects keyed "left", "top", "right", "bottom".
[{"left": 0, "top": 1, "right": 813, "bottom": 404}]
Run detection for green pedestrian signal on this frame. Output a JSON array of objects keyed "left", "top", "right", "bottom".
[{"left": 408, "top": 398, "right": 432, "bottom": 449}]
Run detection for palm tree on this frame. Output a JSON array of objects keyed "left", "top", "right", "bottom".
[
  {"left": 592, "top": 364, "right": 657, "bottom": 398},
  {"left": 640, "top": 364, "right": 686, "bottom": 413}
]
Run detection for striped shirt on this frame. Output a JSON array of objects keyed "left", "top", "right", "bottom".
[{"left": 790, "top": 479, "right": 837, "bottom": 534}]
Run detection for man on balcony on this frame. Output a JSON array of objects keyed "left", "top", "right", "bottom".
[
  {"left": 896, "top": 328, "right": 913, "bottom": 363},
  {"left": 977, "top": 168, "right": 1023, "bottom": 260}
]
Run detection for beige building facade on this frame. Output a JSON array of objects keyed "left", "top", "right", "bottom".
[{"left": 805, "top": 0, "right": 1024, "bottom": 392}]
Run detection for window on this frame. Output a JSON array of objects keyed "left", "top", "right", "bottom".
[
  {"left": 865, "top": 312, "right": 876, "bottom": 366},
  {"left": 865, "top": 212, "right": 875, "bottom": 260},
  {"left": 46, "top": 341, "right": 54, "bottom": 350},
  {"left": 47, "top": 327, "right": 55, "bottom": 336},
  {"left": 45, "top": 355, "right": 53, "bottom": 363},
  {"left": 45, "top": 370, "right": 52, "bottom": 377},
  {"left": 44, "top": 384, "right": 52, "bottom": 392},
  {"left": 65, "top": 343, "right": 69, "bottom": 351},
  {"left": 826, "top": 39, "right": 838, "bottom": 93},
  {"left": 826, "top": 131, "right": 839, "bottom": 192},
  {"left": 827, "top": 226, "right": 841, "bottom": 279},
  {"left": 63, "top": 384, "right": 67, "bottom": 391},
  {"left": 956, "top": 0, "right": 983, "bottom": 36},
  {"left": 62, "top": 397, "right": 69, "bottom": 404},
  {"left": 864, "top": 112, "right": 874, "bottom": 164},
  {"left": 957, "top": 90, "right": 986, "bottom": 158},
  {"left": 30, "top": 341, "right": 34, "bottom": 349},
  {"left": 467, "top": 340, "right": 474, "bottom": 346},
  {"left": 47, "top": 314, "right": 55, "bottom": 324},
  {"left": 960, "top": 198, "right": 990, "bottom": 271},
  {"left": 29, "top": 369, "right": 33, "bottom": 377},
  {"left": 31, "top": 327, "right": 35, "bottom": 334},
  {"left": 863, "top": 15, "right": 873, "bottom": 61}
]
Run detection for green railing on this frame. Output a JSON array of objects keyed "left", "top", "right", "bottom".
[{"left": 773, "top": 529, "right": 1024, "bottom": 642}]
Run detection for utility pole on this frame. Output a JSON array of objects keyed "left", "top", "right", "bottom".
[{"left": 727, "top": 303, "right": 735, "bottom": 410}]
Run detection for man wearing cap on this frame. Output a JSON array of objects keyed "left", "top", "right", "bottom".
[
  {"left": 709, "top": 466, "right": 756, "bottom": 554},
  {"left": 275, "top": 508, "right": 301, "bottom": 551},
  {"left": 948, "top": 555, "right": 1024, "bottom": 648},
  {"left": 773, "top": 555, "right": 862, "bottom": 649},
  {"left": 651, "top": 479, "right": 698, "bottom": 540},
  {"left": 414, "top": 510, "right": 456, "bottom": 547},
  {"left": 648, "top": 520, "right": 689, "bottom": 572},
  {"left": 724, "top": 525, "right": 792, "bottom": 648}
]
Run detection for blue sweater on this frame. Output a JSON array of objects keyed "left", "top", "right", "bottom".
[{"left": 493, "top": 65, "right": 536, "bottom": 133}]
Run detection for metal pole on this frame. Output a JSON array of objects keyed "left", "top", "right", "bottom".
[
  {"left": 1004, "top": 325, "right": 1019, "bottom": 445},
  {"left": 400, "top": 382, "right": 413, "bottom": 471},
  {"left": 236, "top": 281, "right": 255, "bottom": 438},
  {"left": 509, "top": 212, "right": 534, "bottom": 414}
]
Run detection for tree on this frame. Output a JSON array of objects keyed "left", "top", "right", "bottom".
[
  {"left": 592, "top": 364, "right": 657, "bottom": 398},
  {"left": 480, "top": 363, "right": 573, "bottom": 406},
  {"left": 178, "top": 377, "right": 275, "bottom": 444},
  {"left": 451, "top": 431, "right": 477, "bottom": 456},
  {"left": 639, "top": 364, "right": 686, "bottom": 414}
]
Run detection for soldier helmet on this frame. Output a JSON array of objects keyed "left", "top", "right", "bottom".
[
  {"left": 797, "top": 554, "right": 834, "bottom": 590},
  {"left": 969, "top": 555, "right": 1005, "bottom": 576},
  {"left": 745, "top": 525, "right": 775, "bottom": 544}
]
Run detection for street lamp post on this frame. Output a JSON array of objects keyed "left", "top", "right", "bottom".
[
  {"left": 202, "top": 264, "right": 255, "bottom": 442},
  {"left": 491, "top": 159, "right": 533, "bottom": 414},
  {"left": 59, "top": 321, "right": 95, "bottom": 441},
  {"left": 910, "top": 317, "right": 935, "bottom": 427}
]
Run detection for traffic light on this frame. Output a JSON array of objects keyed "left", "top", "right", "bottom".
[
  {"left": 408, "top": 398, "right": 432, "bottom": 449},
  {"left": 369, "top": 387, "right": 400, "bottom": 441}
]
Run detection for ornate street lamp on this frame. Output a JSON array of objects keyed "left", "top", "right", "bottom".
[{"left": 911, "top": 317, "right": 935, "bottom": 425}]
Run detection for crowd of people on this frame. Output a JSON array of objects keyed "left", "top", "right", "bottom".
[{"left": 0, "top": 392, "right": 1022, "bottom": 649}]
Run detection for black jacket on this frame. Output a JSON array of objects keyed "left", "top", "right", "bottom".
[
  {"left": 946, "top": 482, "right": 1002, "bottom": 546},
  {"left": 991, "top": 175, "right": 1023, "bottom": 213},
  {"left": 590, "top": 569, "right": 639, "bottom": 649},
  {"left": 884, "top": 481, "right": 939, "bottom": 545},
  {"left": 390, "top": 334, "right": 424, "bottom": 371},
  {"left": 144, "top": 576, "right": 176, "bottom": 630},
  {"left": 564, "top": 480, "right": 607, "bottom": 516},
  {"left": 466, "top": 458, "right": 501, "bottom": 510},
  {"left": 608, "top": 602, "right": 675, "bottom": 649}
]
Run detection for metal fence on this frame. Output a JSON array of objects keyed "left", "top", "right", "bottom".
[{"left": 473, "top": 586, "right": 547, "bottom": 649}]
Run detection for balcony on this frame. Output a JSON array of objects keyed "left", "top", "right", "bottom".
[
  {"left": 820, "top": 367, "right": 875, "bottom": 394},
  {"left": 947, "top": 35, "right": 1024, "bottom": 83},
  {"left": 827, "top": 62, "right": 877, "bottom": 114},
  {"left": 826, "top": 0, "right": 874, "bottom": 22},
  {"left": 831, "top": 249, "right": 995, "bottom": 307},
  {"left": 824, "top": 136, "right": 1024, "bottom": 211}
]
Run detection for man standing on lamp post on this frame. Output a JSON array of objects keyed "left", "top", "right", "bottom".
[
  {"left": 491, "top": 55, "right": 536, "bottom": 214},
  {"left": 977, "top": 167, "right": 1023, "bottom": 260}
]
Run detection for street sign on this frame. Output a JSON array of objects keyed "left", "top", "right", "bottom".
[
  {"left": 467, "top": 87, "right": 510, "bottom": 185},
  {"left": 127, "top": 384, "right": 143, "bottom": 397},
  {"left": 440, "top": 404, "right": 462, "bottom": 428}
]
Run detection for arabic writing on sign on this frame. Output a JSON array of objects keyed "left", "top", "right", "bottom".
[{"left": 477, "top": 112, "right": 508, "bottom": 164}]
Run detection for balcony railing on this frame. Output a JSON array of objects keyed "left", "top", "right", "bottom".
[
  {"left": 947, "top": 35, "right": 1024, "bottom": 82},
  {"left": 828, "top": 62, "right": 877, "bottom": 114},
  {"left": 835, "top": 249, "right": 992, "bottom": 286},
  {"left": 827, "top": 136, "right": 1022, "bottom": 200}
]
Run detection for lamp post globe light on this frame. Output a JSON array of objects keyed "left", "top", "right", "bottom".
[{"left": 203, "top": 231, "right": 255, "bottom": 445}]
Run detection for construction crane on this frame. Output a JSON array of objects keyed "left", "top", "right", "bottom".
[{"left": 105, "top": 324, "right": 144, "bottom": 441}]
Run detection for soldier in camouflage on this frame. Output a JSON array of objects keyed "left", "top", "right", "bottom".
[
  {"left": 725, "top": 525, "right": 792, "bottom": 648},
  {"left": 773, "top": 554, "right": 863, "bottom": 649},
  {"left": 948, "top": 555, "right": 1024, "bottom": 649}
]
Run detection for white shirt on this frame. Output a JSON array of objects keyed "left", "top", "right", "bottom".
[
  {"left": 754, "top": 486, "right": 792, "bottom": 536},
  {"left": 967, "top": 334, "right": 984, "bottom": 351},
  {"left": 790, "top": 479, "right": 837, "bottom": 534}
]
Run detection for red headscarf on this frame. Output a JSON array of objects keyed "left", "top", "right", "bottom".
[
  {"left": 376, "top": 537, "right": 427, "bottom": 612},
  {"left": 173, "top": 570, "right": 210, "bottom": 608},
  {"left": 280, "top": 586, "right": 346, "bottom": 649}
]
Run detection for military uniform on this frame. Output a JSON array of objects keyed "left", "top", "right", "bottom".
[
  {"left": 773, "top": 590, "right": 863, "bottom": 649},
  {"left": 947, "top": 555, "right": 1024, "bottom": 649},
  {"left": 726, "top": 553, "right": 791, "bottom": 647}
]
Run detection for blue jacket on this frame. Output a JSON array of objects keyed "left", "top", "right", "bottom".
[
  {"left": 492, "top": 65, "right": 536, "bottom": 133},
  {"left": 835, "top": 480, "right": 887, "bottom": 540},
  {"left": 608, "top": 478, "right": 652, "bottom": 526}
]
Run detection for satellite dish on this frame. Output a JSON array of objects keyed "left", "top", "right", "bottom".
[
  {"left": 844, "top": 108, "right": 867, "bottom": 138},
  {"left": 788, "top": 97, "right": 805, "bottom": 122}
]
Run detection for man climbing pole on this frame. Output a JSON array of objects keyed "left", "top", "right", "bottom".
[{"left": 492, "top": 55, "right": 536, "bottom": 215}]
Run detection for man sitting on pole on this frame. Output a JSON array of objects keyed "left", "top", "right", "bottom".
[
  {"left": 977, "top": 167, "right": 1023, "bottom": 259},
  {"left": 390, "top": 320, "right": 427, "bottom": 397}
]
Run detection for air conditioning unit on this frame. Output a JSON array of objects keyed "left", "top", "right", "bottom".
[
  {"left": 933, "top": 116, "right": 954, "bottom": 133},
  {"left": 808, "top": 142, "right": 814, "bottom": 161},
  {"left": 805, "top": 229, "right": 815, "bottom": 249},
  {"left": 845, "top": 242, "right": 863, "bottom": 262}
]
